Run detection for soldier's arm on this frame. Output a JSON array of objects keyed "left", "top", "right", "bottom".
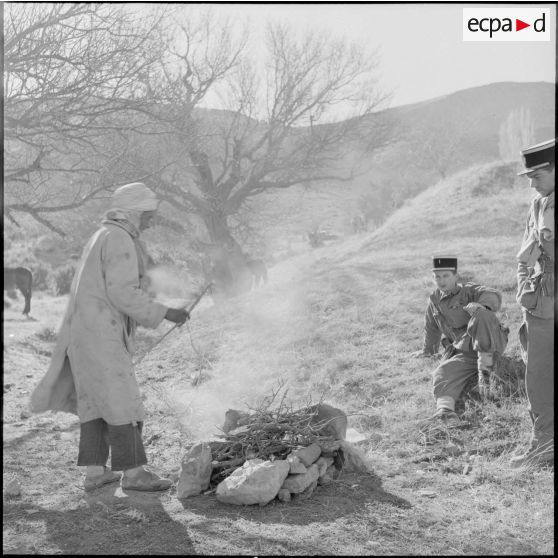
[
  {"left": 466, "top": 283, "right": 502, "bottom": 312},
  {"left": 422, "top": 301, "right": 441, "bottom": 354}
]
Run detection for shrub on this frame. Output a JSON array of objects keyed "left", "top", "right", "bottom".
[
  {"left": 31, "top": 262, "right": 52, "bottom": 291},
  {"left": 4, "top": 242, "right": 36, "bottom": 266},
  {"left": 50, "top": 264, "right": 76, "bottom": 295},
  {"left": 471, "top": 163, "right": 519, "bottom": 196}
]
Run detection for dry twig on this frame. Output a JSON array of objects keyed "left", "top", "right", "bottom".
[{"left": 209, "top": 390, "right": 338, "bottom": 487}]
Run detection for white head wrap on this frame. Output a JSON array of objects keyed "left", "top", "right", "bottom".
[{"left": 110, "top": 182, "right": 158, "bottom": 212}]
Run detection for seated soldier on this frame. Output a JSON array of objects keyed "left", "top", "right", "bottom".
[{"left": 412, "top": 256, "right": 509, "bottom": 421}]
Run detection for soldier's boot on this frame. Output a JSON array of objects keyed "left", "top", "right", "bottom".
[
  {"left": 510, "top": 439, "right": 554, "bottom": 469},
  {"left": 429, "top": 408, "right": 460, "bottom": 422},
  {"left": 422, "top": 396, "right": 460, "bottom": 424}
]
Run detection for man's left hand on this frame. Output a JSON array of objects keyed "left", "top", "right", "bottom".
[{"left": 464, "top": 302, "right": 485, "bottom": 316}]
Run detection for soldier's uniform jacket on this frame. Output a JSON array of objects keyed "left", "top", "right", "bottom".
[
  {"left": 516, "top": 191, "right": 555, "bottom": 319},
  {"left": 422, "top": 283, "right": 502, "bottom": 354}
]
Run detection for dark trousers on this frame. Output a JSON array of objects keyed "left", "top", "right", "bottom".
[
  {"left": 77, "top": 418, "right": 148, "bottom": 471},
  {"left": 519, "top": 312, "right": 554, "bottom": 446}
]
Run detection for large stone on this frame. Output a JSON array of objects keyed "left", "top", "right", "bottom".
[
  {"left": 287, "top": 455, "right": 308, "bottom": 474},
  {"left": 307, "top": 403, "right": 347, "bottom": 440},
  {"left": 281, "top": 463, "right": 319, "bottom": 494},
  {"left": 291, "top": 443, "right": 321, "bottom": 467},
  {"left": 216, "top": 459, "right": 290, "bottom": 506},
  {"left": 177, "top": 442, "right": 213, "bottom": 498}
]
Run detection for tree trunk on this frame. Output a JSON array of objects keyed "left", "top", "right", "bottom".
[{"left": 201, "top": 211, "right": 252, "bottom": 298}]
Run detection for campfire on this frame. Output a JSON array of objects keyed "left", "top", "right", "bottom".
[{"left": 176, "top": 393, "right": 372, "bottom": 506}]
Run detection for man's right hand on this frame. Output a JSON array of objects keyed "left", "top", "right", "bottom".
[{"left": 165, "top": 307, "right": 190, "bottom": 325}]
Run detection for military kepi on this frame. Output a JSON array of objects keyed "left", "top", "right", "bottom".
[
  {"left": 518, "top": 138, "right": 555, "bottom": 176},
  {"left": 432, "top": 255, "right": 457, "bottom": 271}
]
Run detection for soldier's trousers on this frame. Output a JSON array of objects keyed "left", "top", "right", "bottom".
[
  {"left": 519, "top": 312, "right": 554, "bottom": 446},
  {"left": 433, "top": 309, "right": 508, "bottom": 401}
]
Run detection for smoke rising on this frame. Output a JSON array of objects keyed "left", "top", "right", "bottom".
[
  {"left": 163, "top": 255, "right": 323, "bottom": 441},
  {"left": 147, "top": 265, "right": 201, "bottom": 309}
]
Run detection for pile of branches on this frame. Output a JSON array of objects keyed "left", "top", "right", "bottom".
[{"left": 208, "top": 386, "right": 336, "bottom": 487}]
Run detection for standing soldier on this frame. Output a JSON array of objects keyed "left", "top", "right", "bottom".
[
  {"left": 31, "top": 183, "right": 190, "bottom": 492},
  {"left": 412, "top": 256, "right": 509, "bottom": 421},
  {"left": 511, "top": 139, "right": 555, "bottom": 468}
]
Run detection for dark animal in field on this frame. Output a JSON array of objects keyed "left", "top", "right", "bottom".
[
  {"left": 245, "top": 258, "right": 268, "bottom": 288},
  {"left": 4, "top": 267, "right": 33, "bottom": 315}
]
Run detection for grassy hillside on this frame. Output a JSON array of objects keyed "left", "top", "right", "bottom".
[
  {"left": 227, "top": 82, "right": 554, "bottom": 258},
  {"left": 365, "top": 160, "right": 530, "bottom": 242}
]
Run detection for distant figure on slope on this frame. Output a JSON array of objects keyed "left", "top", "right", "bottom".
[
  {"left": 411, "top": 256, "right": 509, "bottom": 422},
  {"left": 30, "top": 183, "right": 190, "bottom": 493},
  {"left": 510, "top": 139, "right": 554, "bottom": 469}
]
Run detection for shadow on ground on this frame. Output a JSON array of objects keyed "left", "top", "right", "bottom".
[
  {"left": 4, "top": 489, "right": 196, "bottom": 555},
  {"left": 179, "top": 470, "right": 411, "bottom": 526},
  {"left": 3, "top": 420, "right": 80, "bottom": 450}
]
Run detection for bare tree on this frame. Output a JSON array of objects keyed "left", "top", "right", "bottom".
[
  {"left": 126, "top": 21, "right": 392, "bottom": 294},
  {"left": 3, "top": 3, "right": 165, "bottom": 234},
  {"left": 5, "top": 6, "right": 392, "bottom": 294}
]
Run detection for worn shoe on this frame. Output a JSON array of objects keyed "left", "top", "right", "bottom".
[
  {"left": 510, "top": 443, "right": 554, "bottom": 469},
  {"left": 121, "top": 469, "right": 172, "bottom": 492},
  {"left": 84, "top": 468, "right": 122, "bottom": 491}
]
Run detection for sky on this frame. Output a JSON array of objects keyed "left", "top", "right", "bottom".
[{"left": 170, "top": 2, "right": 556, "bottom": 109}]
